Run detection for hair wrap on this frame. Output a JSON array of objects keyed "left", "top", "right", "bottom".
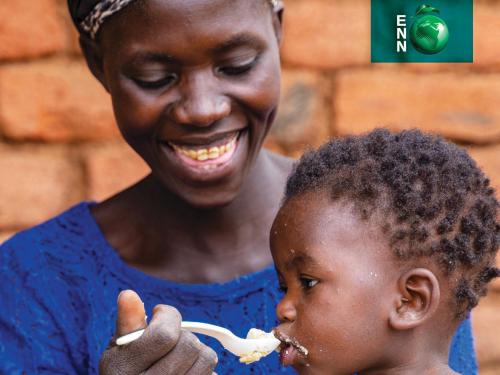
[{"left": 75, "top": 0, "right": 282, "bottom": 40}]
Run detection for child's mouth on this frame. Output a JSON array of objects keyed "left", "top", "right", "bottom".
[{"left": 274, "top": 330, "right": 309, "bottom": 367}]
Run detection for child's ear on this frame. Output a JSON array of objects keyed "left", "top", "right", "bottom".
[
  {"left": 79, "top": 35, "right": 109, "bottom": 93},
  {"left": 389, "top": 268, "right": 440, "bottom": 331}
]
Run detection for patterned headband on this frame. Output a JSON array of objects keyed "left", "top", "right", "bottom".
[{"left": 81, "top": 0, "right": 282, "bottom": 39}]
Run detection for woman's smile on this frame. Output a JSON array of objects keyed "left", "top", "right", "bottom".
[
  {"left": 95, "top": 0, "right": 282, "bottom": 207},
  {"left": 157, "top": 129, "right": 248, "bottom": 181}
]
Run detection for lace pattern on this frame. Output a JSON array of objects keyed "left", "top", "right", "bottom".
[{"left": 0, "top": 202, "right": 478, "bottom": 374}]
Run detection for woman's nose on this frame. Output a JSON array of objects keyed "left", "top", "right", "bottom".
[
  {"left": 170, "top": 73, "right": 231, "bottom": 127},
  {"left": 276, "top": 295, "right": 297, "bottom": 323}
]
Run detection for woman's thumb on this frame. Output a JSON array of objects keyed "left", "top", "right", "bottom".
[{"left": 116, "top": 289, "right": 147, "bottom": 337}]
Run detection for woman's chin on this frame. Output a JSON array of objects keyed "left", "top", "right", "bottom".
[{"left": 177, "top": 188, "right": 240, "bottom": 210}]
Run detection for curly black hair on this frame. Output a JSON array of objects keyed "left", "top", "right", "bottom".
[{"left": 285, "top": 128, "right": 499, "bottom": 318}]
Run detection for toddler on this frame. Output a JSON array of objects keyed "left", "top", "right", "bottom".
[{"left": 271, "top": 129, "right": 499, "bottom": 375}]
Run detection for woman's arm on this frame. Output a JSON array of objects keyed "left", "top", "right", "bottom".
[{"left": 0, "top": 240, "right": 78, "bottom": 374}]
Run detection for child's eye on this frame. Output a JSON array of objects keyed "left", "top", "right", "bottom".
[
  {"left": 300, "top": 277, "right": 319, "bottom": 290},
  {"left": 278, "top": 283, "right": 288, "bottom": 294},
  {"left": 133, "top": 73, "right": 177, "bottom": 89}
]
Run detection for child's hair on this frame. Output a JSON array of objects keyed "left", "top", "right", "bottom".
[{"left": 285, "top": 128, "right": 499, "bottom": 318}]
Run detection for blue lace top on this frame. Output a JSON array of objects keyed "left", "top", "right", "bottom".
[{"left": 0, "top": 202, "right": 477, "bottom": 374}]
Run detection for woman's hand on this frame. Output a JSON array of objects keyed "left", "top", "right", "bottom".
[{"left": 99, "top": 290, "right": 218, "bottom": 374}]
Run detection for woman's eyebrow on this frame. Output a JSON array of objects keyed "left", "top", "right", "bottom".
[
  {"left": 210, "top": 33, "right": 263, "bottom": 54},
  {"left": 127, "top": 51, "right": 180, "bottom": 65}
]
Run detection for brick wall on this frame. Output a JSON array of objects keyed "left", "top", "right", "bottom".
[{"left": 0, "top": 0, "right": 499, "bottom": 372}]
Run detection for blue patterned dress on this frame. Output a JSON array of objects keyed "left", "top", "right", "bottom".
[{"left": 0, "top": 202, "right": 477, "bottom": 374}]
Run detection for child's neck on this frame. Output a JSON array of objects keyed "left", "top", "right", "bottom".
[
  {"left": 360, "top": 362, "right": 457, "bottom": 375},
  {"left": 360, "top": 340, "right": 458, "bottom": 375}
]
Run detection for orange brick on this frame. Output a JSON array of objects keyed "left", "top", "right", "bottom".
[
  {"left": 269, "top": 69, "right": 331, "bottom": 158},
  {"left": 0, "top": 58, "right": 119, "bottom": 141},
  {"left": 334, "top": 69, "right": 500, "bottom": 144},
  {"left": 474, "top": 3, "right": 500, "bottom": 67},
  {"left": 281, "top": 0, "right": 370, "bottom": 69},
  {"left": 84, "top": 141, "right": 150, "bottom": 201},
  {"left": 54, "top": 0, "right": 84, "bottom": 55},
  {"left": 478, "top": 365, "right": 500, "bottom": 375},
  {"left": 0, "top": 144, "right": 84, "bottom": 228},
  {"left": 473, "top": 292, "right": 500, "bottom": 367},
  {"left": 468, "top": 145, "right": 500, "bottom": 196},
  {"left": 0, "top": 231, "right": 15, "bottom": 245},
  {"left": 0, "top": 0, "right": 66, "bottom": 60}
]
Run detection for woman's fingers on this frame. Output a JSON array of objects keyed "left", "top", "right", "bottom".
[
  {"left": 116, "top": 290, "right": 147, "bottom": 336},
  {"left": 100, "top": 301, "right": 183, "bottom": 375},
  {"left": 145, "top": 331, "right": 209, "bottom": 374},
  {"left": 185, "top": 345, "right": 218, "bottom": 375}
]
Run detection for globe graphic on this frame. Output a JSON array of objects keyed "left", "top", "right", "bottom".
[{"left": 410, "top": 14, "right": 449, "bottom": 55}]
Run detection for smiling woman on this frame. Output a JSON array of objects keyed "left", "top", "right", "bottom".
[
  {"left": 0, "top": 0, "right": 294, "bottom": 374},
  {"left": 0, "top": 0, "right": 479, "bottom": 374}
]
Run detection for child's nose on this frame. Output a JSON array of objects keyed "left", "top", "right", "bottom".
[
  {"left": 276, "top": 296, "right": 297, "bottom": 323},
  {"left": 169, "top": 72, "right": 231, "bottom": 127}
]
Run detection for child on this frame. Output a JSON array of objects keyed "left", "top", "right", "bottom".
[{"left": 270, "top": 129, "right": 499, "bottom": 374}]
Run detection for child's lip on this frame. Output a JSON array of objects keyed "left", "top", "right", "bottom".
[
  {"left": 279, "top": 342, "right": 299, "bottom": 366},
  {"left": 273, "top": 328, "right": 309, "bottom": 366}
]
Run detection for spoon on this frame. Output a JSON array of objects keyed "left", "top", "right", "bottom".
[{"left": 116, "top": 321, "right": 281, "bottom": 358}]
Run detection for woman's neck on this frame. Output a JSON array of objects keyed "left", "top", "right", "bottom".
[{"left": 91, "top": 150, "right": 293, "bottom": 283}]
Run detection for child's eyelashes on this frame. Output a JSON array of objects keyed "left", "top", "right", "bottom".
[
  {"left": 278, "top": 278, "right": 318, "bottom": 294},
  {"left": 278, "top": 283, "right": 288, "bottom": 294},
  {"left": 300, "top": 276, "right": 319, "bottom": 290}
]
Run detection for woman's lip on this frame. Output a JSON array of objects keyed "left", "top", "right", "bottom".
[
  {"left": 158, "top": 129, "right": 246, "bottom": 182},
  {"left": 161, "top": 130, "right": 242, "bottom": 149}
]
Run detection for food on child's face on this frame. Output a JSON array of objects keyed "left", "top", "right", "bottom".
[
  {"left": 239, "top": 328, "right": 278, "bottom": 364},
  {"left": 274, "top": 329, "right": 309, "bottom": 366}
]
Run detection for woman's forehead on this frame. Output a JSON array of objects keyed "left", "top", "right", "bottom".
[
  {"left": 98, "top": 0, "right": 276, "bottom": 57},
  {"left": 69, "top": 0, "right": 277, "bottom": 40}
]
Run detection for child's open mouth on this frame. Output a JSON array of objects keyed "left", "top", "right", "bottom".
[{"left": 274, "top": 329, "right": 309, "bottom": 367}]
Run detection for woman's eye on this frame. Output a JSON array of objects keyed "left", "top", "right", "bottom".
[
  {"left": 218, "top": 58, "right": 257, "bottom": 76},
  {"left": 300, "top": 277, "right": 319, "bottom": 290},
  {"left": 133, "top": 74, "right": 177, "bottom": 89}
]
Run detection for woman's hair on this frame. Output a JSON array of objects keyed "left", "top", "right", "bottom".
[
  {"left": 285, "top": 128, "right": 500, "bottom": 318},
  {"left": 68, "top": 0, "right": 281, "bottom": 39}
]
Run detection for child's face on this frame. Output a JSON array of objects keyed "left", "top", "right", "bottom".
[
  {"left": 94, "top": 0, "right": 281, "bottom": 208},
  {"left": 270, "top": 191, "right": 402, "bottom": 375}
]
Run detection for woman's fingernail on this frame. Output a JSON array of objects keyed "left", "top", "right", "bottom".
[{"left": 117, "top": 290, "right": 124, "bottom": 302}]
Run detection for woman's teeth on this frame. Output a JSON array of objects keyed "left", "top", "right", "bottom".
[{"left": 169, "top": 136, "right": 237, "bottom": 162}]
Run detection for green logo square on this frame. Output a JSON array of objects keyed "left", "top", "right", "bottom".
[{"left": 371, "top": 0, "right": 473, "bottom": 63}]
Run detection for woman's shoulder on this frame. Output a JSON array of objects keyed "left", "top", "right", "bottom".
[{"left": 0, "top": 201, "right": 101, "bottom": 275}]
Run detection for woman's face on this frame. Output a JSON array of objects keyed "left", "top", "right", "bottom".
[{"left": 94, "top": 0, "right": 282, "bottom": 208}]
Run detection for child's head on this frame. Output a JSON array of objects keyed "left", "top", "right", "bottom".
[{"left": 271, "top": 129, "right": 499, "bottom": 374}]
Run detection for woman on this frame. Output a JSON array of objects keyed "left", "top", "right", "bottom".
[{"left": 0, "top": 0, "right": 477, "bottom": 374}]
